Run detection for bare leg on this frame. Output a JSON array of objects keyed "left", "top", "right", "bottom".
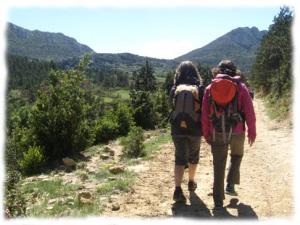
[
  {"left": 188, "top": 163, "right": 198, "bottom": 181},
  {"left": 174, "top": 165, "right": 185, "bottom": 187}
]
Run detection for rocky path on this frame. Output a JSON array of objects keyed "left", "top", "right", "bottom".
[{"left": 102, "top": 98, "right": 294, "bottom": 219}]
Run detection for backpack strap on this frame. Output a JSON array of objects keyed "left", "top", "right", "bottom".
[
  {"left": 167, "top": 85, "right": 176, "bottom": 122},
  {"left": 195, "top": 84, "right": 205, "bottom": 114},
  {"left": 211, "top": 99, "right": 217, "bottom": 143},
  {"left": 232, "top": 87, "right": 244, "bottom": 122}
]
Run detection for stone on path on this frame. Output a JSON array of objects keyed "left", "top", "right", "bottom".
[
  {"left": 109, "top": 165, "right": 125, "bottom": 174},
  {"left": 112, "top": 202, "right": 120, "bottom": 211},
  {"left": 78, "top": 191, "right": 93, "bottom": 204},
  {"left": 62, "top": 157, "right": 76, "bottom": 167},
  {"left": 100, "top": 154, "right": 110, "bottom": 160}
]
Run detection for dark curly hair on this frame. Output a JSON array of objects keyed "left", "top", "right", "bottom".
[
  {"left": 174, "top": 61, "right": 202, "bottom": 86},
  {"left": 217, "top": 59, "right": 237, "bottom": 77}
]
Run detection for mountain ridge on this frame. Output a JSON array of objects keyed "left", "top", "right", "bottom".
[
  {"left": 7, "top": 22, "right": 267, "bottom": 73},
  {"left": 176, "top": 26, "right": 267, "bottom": 72},
  {"left": 7, "top": 22, "right": 95, "bottom": 61}
]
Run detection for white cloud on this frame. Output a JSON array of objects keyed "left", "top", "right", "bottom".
[
  {"left": 132, "top": 40, "right": 198, "bottom": 59},
  {"left": 94, "top": 39, "right": 200, "bottom": 59},
  {"left": 100, "top": 40, "right": 201, "bottom": 59}
]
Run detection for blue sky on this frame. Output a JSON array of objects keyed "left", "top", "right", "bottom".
[{"left": 8, "top": 7, "right": 280, "bottom": 59}]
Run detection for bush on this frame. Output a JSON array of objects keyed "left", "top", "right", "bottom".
[
  {"left": 265, "top": 91, "right": 292, "bottom": 120},
  {"left": 153, "top": 90, "right": 170, "bottom": 128},
  {"left": 130, "top": 90, "right": 156, "bottom": 129},
  {"left": 4, "top": 170, "right": 26, "bottom": 218},
  {"left": 30, "top": 56, "right": 96, "bottom": 159},
  {"left": 19, "top": 146, "right": 45, "bottom": 175},
  {"left": 5, "top": 127, "right": 36, "bottom": 172},
  {"left": 121, "top": 126, "right": 145, "bottom": 158},
  {"left": 94, "top": 102, "right": 135, "bottom": 143},
  {"left": 95, "top": 114, "right": 119, "bottom": 143},
  {"left": 114, "top": 103, "right": 135, "bottom": 136},
  {"left": 7, "top": 89, "right": 32, "bottom": 134}
]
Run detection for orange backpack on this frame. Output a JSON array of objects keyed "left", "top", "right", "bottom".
[{"left": 209, "top": 75, "right": 244, "bottom": 143}]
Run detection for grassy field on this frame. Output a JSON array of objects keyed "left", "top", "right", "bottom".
[
  {"left": 155, "top": 76, "right": 166, "bottom": 85},
  {"left": 103, "top": 88, "right": 130, "bottom": 103}
]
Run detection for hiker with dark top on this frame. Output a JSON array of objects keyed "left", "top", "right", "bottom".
[
  {"left": 169, "top": 61, "right": 205, "bottom": 203},
  {"left": 201, "top": 59, "right": 256, "bottom": 208},
  {"left": 236, "top": 69, "right": 254, "bottom": 99},
  {"left": 211, "top": 67, "right": 219, "bottom": 78}
]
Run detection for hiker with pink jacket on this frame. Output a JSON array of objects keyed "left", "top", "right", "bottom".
[{"left": 201, "top": 59, "right": 256, "bottom": 209}]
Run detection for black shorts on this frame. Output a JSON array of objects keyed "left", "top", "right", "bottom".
[{"left": 172, "top": 135, "right": 201, "bottom": 165}]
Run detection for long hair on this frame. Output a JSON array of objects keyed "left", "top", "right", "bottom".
[{"left": 174, "top": 61, "right": 202, "bottom": 86}]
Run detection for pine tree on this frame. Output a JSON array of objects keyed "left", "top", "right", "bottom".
[
  {"left": 163, "top": 70, "right": 175, "bottom": 95},
  {"left": 132, "top": 60, "right": 156, "bottom": 92},
  {"left": 250, "top": 6, "right": 293, "bottom": 119},
  {"left": 250, "top": 6, "right": 292, "bottom": 96}
]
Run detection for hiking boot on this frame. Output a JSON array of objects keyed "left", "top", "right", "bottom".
[
  {"left": 173, "top": 187, "right": 186, "bottom": 203},
  {"left": 214, "top": 200, "right": 223, "bottom": 209},
  {"left": 188, "top": 181, "right": 197, "bottom": 192},
  {"left": 225, "top": 183, "right": 238, "bottom": 196}
]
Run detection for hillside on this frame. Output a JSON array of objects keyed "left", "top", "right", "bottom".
[
  {"left": 92, "top": 53, "right": 177, "bottom": 72},
  {"left": 59, "top": 53, "right": 178, "bottom": 74},
  {"left": 176, "top": 27, "right": 267, "bottom": 72},
  {"left": 6, "top": 23, "right": 94, "bottom": 61}
]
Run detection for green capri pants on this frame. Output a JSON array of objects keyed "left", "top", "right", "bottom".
[{"left": 211, "top": 132, "right": 245, "bottom": 203}]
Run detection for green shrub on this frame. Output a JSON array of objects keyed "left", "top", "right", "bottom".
[
  {"left": 4, "top": 170, "right": 26, "bottom": 218},
  {"left": 94, "top": 102, "right": 135, "bottom": 143},
  {"left": 265, "top": 91, "right": 292, "bottom": 120},
  {"left": 5, "top": 127, "right": 35, "bottom": 172},
  {"left": 30, "top": 56, "right": 97, "bottom": 159},
  {"left": 121, "top": 126, "right": 145, "bottom": 158},
  {"left": 152, "top": 90, "right": 170, "bottom": 128},
  {"left": 19, "top": 146, "right": 45, "bottom": 175},
  {"left": 7, "top": 89, "right": 32, "bottom": 134},
  {"left": 130, "top": 90, "right": 156, "bottom": 129},
  {"left": 114, "top": 103, "right": 135, "bottom": 136},
  {"left": 95, "top": 115, "right": 119, "bottom": 143}
]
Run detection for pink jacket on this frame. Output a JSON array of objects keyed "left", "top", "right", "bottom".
[{"left": 201, "top": 74, "right": 256, "bottom": 141}]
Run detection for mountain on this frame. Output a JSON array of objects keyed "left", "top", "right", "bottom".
[
  {"left": 7, "top": 23, "right": 266, "bottom": 74},
  {"left": 7, "top": 22, "right": 177, "bottom": 73},
  {"left": 176, "top": 27, "right": 267, "bottom": 72},
  {"left": 6, "top": 22, "right": 94, "bottom": 61}
]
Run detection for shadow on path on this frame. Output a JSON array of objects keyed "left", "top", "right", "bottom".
[
  {"left": 171, "top": 192, "right": 212, "bottom": 218},
  {"left": 225, "top": 198, "right": 258, "bottom": 219},
  {"left": 171, "top": 193, "right": 258, "bottom": 220}
]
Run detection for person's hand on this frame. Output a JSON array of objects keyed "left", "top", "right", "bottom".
[{"left": 248, "top": 137, "right": 255, "bottom": 147}]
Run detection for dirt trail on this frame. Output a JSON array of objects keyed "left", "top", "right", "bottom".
[{"left": 102, "top": 98, "right": 294, "bottom": 219}]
